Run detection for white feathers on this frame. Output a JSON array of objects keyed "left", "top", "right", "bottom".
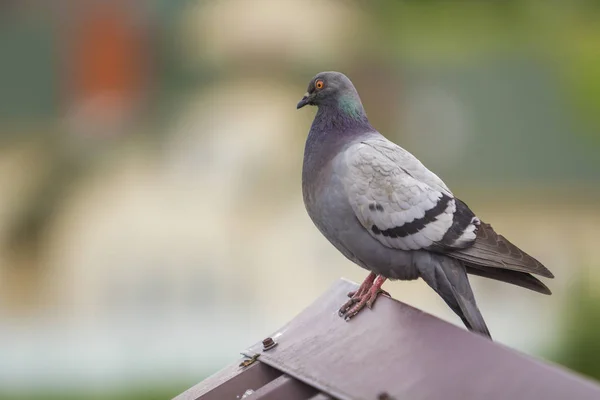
[{"left": 453, "top": 217, "right": 480, "bottom": 247}]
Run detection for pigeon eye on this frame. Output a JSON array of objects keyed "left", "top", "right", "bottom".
[{"left": 315, "top": 80, "right": 324, "bottom": 90}]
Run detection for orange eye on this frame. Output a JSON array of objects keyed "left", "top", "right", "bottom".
[{"left": 315, "top": 79, "right": 324, "bottom": 89}]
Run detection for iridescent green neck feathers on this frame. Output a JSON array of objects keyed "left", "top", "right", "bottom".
[{"left": 338, "top": 94, "right": 365, "bottom": 120}]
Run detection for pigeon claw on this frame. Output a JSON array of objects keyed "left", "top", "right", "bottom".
[
  {"left": 343, "top": 301, "right": 367, "bottom": 321},
  {"left": 366, "top": 291, "right": 385, "bottom": 309},
  {"left": 338, "top": 299, "right": 356, "bottom": 317},
  {"left": 338, "top": 274, "right": 388, "bottom": 320}
]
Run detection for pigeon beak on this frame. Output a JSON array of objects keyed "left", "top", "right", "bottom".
[{"left": 296, "top": 93, "right": 310, "bottom": 109}]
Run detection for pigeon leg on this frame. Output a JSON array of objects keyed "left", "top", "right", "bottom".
[
  {"left": 339, "top": 273, "right": 375, "bottom": 315},
  {"left": 347, "top": 273, "right": 390, "bottom": 299},
  {"left": 346, "top": 272, "right": 376, "bottom": 298},
  {"left": 339, "top": 275, "right": 388, "bottom": 320}
]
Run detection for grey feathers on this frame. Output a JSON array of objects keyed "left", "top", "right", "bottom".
[
  {"left": 416, "top": 253, "right": 491, "bottom": 337},
  {"left": 449, "top": 222, "right": 554, "bottom": 279},
  {"left": 341, "top": 138, "right": 457, "bottom": 251},
  {"left": 465, "top": 264, "right": 551, "bottom": 295},
  {"left": 299, "top": 71, "right": 553, "bottom": 338}
]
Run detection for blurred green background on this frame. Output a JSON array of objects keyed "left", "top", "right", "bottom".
[{"left": 0, "top": 0, "right": 599, "bottom": 399}]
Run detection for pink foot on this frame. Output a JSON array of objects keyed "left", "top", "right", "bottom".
[
  {"left": 339, "top": 274, "right": 388, "bottom": 320},
  {"left": 346, "top": 272, "right": 376, "bottom": 298}
]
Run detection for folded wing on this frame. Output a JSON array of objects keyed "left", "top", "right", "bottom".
[{"left": 339, "top": 136, "right": 553, "bottom": 281}]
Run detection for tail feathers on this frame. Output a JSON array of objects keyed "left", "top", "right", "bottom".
[
  {"left": 453, "top": 290, "right": 491, "bottom": 338},
  {"left": 451, "top": 222, "right": 554, "bottom": 279},
  {"left": 466, "top": 264, "right": 552, "bottom": 295},
  {"left": 417, "top": 254, "right": 491, "bottom": 338}
]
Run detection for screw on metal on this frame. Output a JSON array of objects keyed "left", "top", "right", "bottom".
[
  {"left": 377, "top": 392, "right": 395, "bottom": 400},
  {"left": 239, "top": 354, "right": 260, "bottom": 368},
  {"left": 262, "top": 337, "right": 278, "bottom": 351}
]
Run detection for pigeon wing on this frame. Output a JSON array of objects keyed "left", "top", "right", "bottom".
[
  {"left": 339, "top": 137, "right": 553, "bottom": 279},
  {"left": 339, "top": 139, "right": 468, "bottom": 251}
]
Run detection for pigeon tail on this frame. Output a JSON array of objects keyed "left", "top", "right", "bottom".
[
  {"left": 417, "top": 253, "right": 491, "bottom": 338},
  {"left": 450, "top": 222, "right": 554, "bottom": 279},
  {"left": 465, "top": 264, "right": 551, "bottom": 295}
]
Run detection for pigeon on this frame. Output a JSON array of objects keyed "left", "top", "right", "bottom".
[{"left": 297, "top": 71, "right": 554, "bottom": 338}]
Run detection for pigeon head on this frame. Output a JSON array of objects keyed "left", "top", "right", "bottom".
[{"left": 297, "top": 71, "right": 366, "bottom": 120}]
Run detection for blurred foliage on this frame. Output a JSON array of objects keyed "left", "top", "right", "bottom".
[
  {"left": 552, "top": 270, "right": 600, "bottom": 381},
  {"left": 372, "top": 0, "right": 600, "bottom": 142},
  {"left": 0, "top": 18, "right": 58, "bottom": 122},
  {"left": 0, "top": 383, "right": 194, "bottom": 400}
]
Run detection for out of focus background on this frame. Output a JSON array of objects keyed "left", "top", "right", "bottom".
[{"left": 0, "top": 0, "right": 599, "bottom": 399}]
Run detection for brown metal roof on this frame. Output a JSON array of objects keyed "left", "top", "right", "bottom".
[{"left": 174, "top": 279, "right": 600, "bottom": 400}]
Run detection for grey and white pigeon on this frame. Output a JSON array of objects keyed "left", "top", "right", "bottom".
[{"left": 297, "top": 71, "right": 554, "bottom": 338}]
